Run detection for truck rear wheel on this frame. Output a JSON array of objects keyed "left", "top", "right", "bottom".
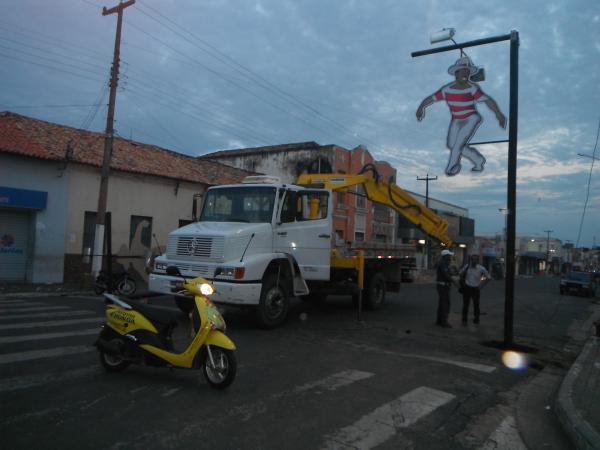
[
  {"left": 365, "top": 272, "right": 386, "bottom": 310},
  {"left": 256, "top": 274, "right": 289, "bottom": 329}
]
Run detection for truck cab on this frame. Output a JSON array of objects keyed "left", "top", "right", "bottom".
[{"left": 149, "top": 176, "right": 331, "bottom": 327}]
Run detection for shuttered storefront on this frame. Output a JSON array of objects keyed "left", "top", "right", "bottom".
[{"left": 0, "top": 209, "right": 31, "bottom": 281}]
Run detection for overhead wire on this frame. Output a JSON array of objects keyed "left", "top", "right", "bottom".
[
  {"left": 123, "top": 74, "right": 275, "bottom": 145},
  {"left": 136, "top": 1, "right": 384, "bottom": 151},
  {"left": 124, "top": 19, "right": 336, "bottom": 141}
]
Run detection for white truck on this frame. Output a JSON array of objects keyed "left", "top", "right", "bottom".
[{"left": 149, "top": 167, "right": 452, "bottom": 328}]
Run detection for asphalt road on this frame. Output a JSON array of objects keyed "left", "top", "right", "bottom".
[{"left": 0, "top": 277, "right": 595, "bottom": 449}]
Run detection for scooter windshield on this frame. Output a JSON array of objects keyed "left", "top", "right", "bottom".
[{"left": 206, "top": 302, "right": 226, "bottom": 331}]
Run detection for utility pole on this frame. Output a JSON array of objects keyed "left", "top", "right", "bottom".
[
  {"left": 92, "top": 0, "right": 135, "bottom": 276},
  {"left": 544, "top": 229, "right": 553, "bottom": 274},
  {"left": 417, "top": 174, "right": 437, "bottom": 269}
]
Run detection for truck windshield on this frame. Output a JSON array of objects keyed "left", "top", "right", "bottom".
[{"left": 200, "top": 186, "right": 276, "bottom": 223}]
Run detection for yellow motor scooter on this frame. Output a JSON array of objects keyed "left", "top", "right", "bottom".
[{"left": 95, "top": 266, "right": 236, "bottom": 389}]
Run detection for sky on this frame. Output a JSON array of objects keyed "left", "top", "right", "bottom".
[{"left": 1, "top": 0, "right": 599, "bottom": 247}]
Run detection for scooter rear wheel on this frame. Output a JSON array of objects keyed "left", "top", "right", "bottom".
[
  {"left": 202, "top": 347, "right": 236, "bottom": 390},
  {"left": 99, "top": 340, "right": 130, "bottom": 373}
]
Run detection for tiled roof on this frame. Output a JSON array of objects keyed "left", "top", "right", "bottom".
[
  {"left": 0, "top": 112, "right": 254, "bottom": 185},
  {"left": 200, "top": 141, "right": 324, "bottom": 159}
]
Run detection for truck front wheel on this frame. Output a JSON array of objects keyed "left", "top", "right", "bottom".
[
  {"left": 365, "top": 272, "right": 386, "bottom": 310},
  {"left": 256, "top": 274, "right": 290, "bottom": 329}
]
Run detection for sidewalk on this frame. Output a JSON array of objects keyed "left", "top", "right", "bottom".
[{"left": 556, "top": 321, "right": 600, "bottom": 450}]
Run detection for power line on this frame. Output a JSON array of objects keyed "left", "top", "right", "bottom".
[
  {"left": 0, "top": 36, "right": 107, "bottom": 71},
  {"left": 0, "top": 51, "right": 104, "bottom": 83},
  {"left": 136, "top": 1, "right": 384, "bottom": 151},
  {"left": 575, "top": 118, "right": 600, "bottom": 248},
  {"left": 124, "top": 20, "right": 335, "bottom": 141},
  {"left": 1, "top": 104, "right": 97, "bottom": 109}
]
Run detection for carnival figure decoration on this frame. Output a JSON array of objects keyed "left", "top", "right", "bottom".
[{"left": 416, "top": 56, "right": 506, "bottom": 176}]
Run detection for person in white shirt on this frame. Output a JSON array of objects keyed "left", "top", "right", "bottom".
[{"left": 459, "top": 254, "right": 490, "bottom": 325}]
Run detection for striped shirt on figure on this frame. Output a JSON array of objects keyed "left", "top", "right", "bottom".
[{"left": 432, "top": 83, "right": 488, "bottom": 120}]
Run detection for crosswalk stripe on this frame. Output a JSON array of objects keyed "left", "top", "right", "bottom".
[
  {"left": 0, "top": 306, "right": 71, "bottom": 314},
  {"left": 293, "top": 370, "right": 374, "bottom": 394},
  {"left": 480, "top": 416, "right": 527, "bottom": 450},
  {"left": 0, "top": 310, "right": 97, "bottom": 321},
  {"left": 0, "top": 317, "right": 101, "bottom": 330},
  {"left": 0, "top": 345, "right": 95, "bottom": 364},
  {"left": 0, "top": 328, "right": 99, "bottom": 344},
  {"left": 0, "top": 366, "right": 98, "bottom": 393},
  {"left": 322, "top": 386, "right": 455, "bottom": 449},
  {"left": 0, "top": 300, "right": 33, "bottom": 305},
  {"left": 231, "top": 370, "right": 375, "bottom": 423}
]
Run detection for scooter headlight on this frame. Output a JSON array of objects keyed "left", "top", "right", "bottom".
[{"left": 198, "top": 283, "right": 214, "bottom": 296}]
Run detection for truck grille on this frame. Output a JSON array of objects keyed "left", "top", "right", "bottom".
[
  {"left": 167, "top": 235, "right": 224, "bottom": 261},
  {"left": 171, "top": 263, "right": 213, "bottom": 277}
]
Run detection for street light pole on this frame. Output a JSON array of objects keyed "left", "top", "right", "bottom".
[
  {"left": 412, "top": 30, "right": 520, "bottom": 348},
  {"left": 544, "top": 229, "right": 553, "bottom": 273},
  {"left": 417, "top": 174, "right": 437, "bottom": 269}
]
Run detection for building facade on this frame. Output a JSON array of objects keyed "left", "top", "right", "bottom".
[
  {"left": 0, "top": 112, "right": 251, "bottom": 284},
  {"left": 202, "top": 142, "right": 398, "bottom": 246}
]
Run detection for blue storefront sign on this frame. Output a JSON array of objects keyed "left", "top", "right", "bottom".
[{"left": 0, "top": 186, "right": 48, "bottom": 210}]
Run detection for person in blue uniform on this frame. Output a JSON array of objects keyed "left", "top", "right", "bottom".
[{"left": 436, "top": 249, "right": 456, "bottom": 327}]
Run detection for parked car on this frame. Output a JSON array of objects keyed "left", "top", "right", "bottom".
[{"left": 560, "top": 271, "right": 596, "bottom": 297}]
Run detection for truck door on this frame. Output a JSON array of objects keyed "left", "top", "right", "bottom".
[{"left": 274, "top": 189, "right": 331, "bottom": 280}]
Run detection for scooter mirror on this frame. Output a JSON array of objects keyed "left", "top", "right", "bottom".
[{"left": 166, "top": 266, "right": 182, "bottom": 277}]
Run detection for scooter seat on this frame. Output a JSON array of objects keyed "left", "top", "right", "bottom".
[{"left": 127, "top": 301, "right": 187, "bottom": 328}]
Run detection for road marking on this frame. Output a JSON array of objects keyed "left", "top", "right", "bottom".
[
  {"left": 232, "top": 370, "right": 375, "bottom": 422},
  {"left": 325, "top": 337, "right": 497, "bottom": 374},
  {"left": 0, "top": 317, "right": 101, "bottom": 330},
  {"left": 479, "top": 416, "right": 527, "bottom": 450},
  {"left": 0, "top": 310, "right": 97, "bottom": 321},
  {"left": 0, "top": 366, "right": 98, "bottom": 393},
  {"left": 400, "top": 354, "right": 497, "bottom": 373},
  {"left": 162, "top": 388, "right": 181, "bottom": 397},
  {"left": 294, "top": 369, "right": 374, "bottom": 394},
  {"left": 0, "top": 328, "right": 99, "bottom": 344},
  {"left": 0, "top": 345, "right": 94, "bottom": 364},
  {"left": 0, "top": 300, "right": 35, "bottom": 305},
  {"left": 322, "top": 386, "right": 455, "bottom": 450},
  {"left": 0, "top": 305, "right": 71, "bottom": 314}
]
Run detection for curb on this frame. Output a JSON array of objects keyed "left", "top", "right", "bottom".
[{"left": 556, "top": 336, "right": 600, "bottom": 450}]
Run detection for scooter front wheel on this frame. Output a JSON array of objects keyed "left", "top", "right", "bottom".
[{"left": 202, "top": 347, "right": 236, "bottom": 390}]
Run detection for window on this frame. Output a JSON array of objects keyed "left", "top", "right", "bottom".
[
  {"left": 280, "top": 190, "right": 296, "bottom": 223},
  {"left": 296, "top": 191, "right": 329, "bottom": 221},
  {"left": 356, "top": 185, "right": 366, "bottom": 209},
  {"left": 375, "top": 234, "right": 387, "bottom": 243},
  {"left": 355, "top": 232, "right": 365, "bottom": 242},
  {"left": 130, "top": 216, "right": 153, "bottom": 254},
  {"left": 82, "top": 211, "right": 97, "bottom": 254},
  {"left": 335, "top": 230, "right": 344, "bottom": 240},
  {"left": 373, "top": 203, "right": 390, "bottom": 223},
  {"left": 336, "top": 191, "right": 346, "bottom": 208},
  {"left": 200, "top": 186, "right": 276, "bottom": 223}
]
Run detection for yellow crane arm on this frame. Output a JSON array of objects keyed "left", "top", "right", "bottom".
[{"left": 296, "top": 172, "right": 452, "bottom": 246}]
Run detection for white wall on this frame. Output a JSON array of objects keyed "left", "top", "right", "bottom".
[
  {"left": 0, "top": 154, "right": 69, "bottom": 283},
  {"left": 65, "top": 164, "right": 206, "bottom": 257}
]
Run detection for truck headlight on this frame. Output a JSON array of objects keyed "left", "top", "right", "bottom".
[
  {"left": 215, "top": 267, "right": 245, "bottom": 279},
  {"left": 155, "top": 262, "right": 168, "bottom": 271}
]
